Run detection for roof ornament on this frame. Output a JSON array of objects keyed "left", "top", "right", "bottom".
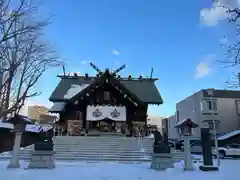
[
  {"left": 90, "top": 62, "right": 102, "bottom": 74},
  {"left": 150, "top": 67, "right": 153, "bottom": 79},
  {"left": 113, "top": 64, "right": 126, "bottom": 74},
  {"left": 89, "top": 62, "right": 126, "bottom": 76}
]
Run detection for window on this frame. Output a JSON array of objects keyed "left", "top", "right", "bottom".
[
  {"left": 176, "top": 110, "right": 179, "bottom": 122},
  {"left": 201, "top": 99, "right": 218, "bottom": 112},
  {"left": 104, "top": 91, "right": 110, "bottom": 100},
  {"left": 236, "top": 100, "right": 240, "bottom": 115}
]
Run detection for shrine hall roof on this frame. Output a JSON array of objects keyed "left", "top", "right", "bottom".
[{"left": 49, "top": 76, "right": 163, "bottom": 105}]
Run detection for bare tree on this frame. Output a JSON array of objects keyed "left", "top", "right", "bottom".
[
  {"left": 208, "top": 1, "right": 240, "bottom": 87},
  {"left": 0, "top": 0, "right": 59, "bottom": 119}
]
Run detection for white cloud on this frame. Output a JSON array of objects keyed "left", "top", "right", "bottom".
[
  {"left": 195, "top": 55, "right": 215, "bottom": 79},
  {"left": 80, "top": 60, "right": 90, "bottom": 65},
  {"left": 200, "top": 6, "right": 228, "bottom": 26},
  {"left": 200, "top": 0, "right": 240, "bottom": 26},
  {"left": 112, "top": 48, "right": 120, "bottom": 56}
]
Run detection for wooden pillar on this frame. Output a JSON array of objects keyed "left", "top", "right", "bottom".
[
  {"left": 145, "top": 117, "right": 148, "bottom": 136},
  {"left": 127, "top": 119, "right": 133, "bottom": 136},
  {"left": 83, "top": 105, "right": 88, "bottom": 133},
  {"left": 114, "top": 121, "right": 116, "bottom": 132}
]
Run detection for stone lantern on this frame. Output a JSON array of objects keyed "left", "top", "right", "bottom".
[
  {"left": 7, "top": 115, "right": 34, "bottom": 168},
  {"left": 175, "top": 118, "right": 198, "bottom": 171},
  {"left": 176, "top": 118, "right": 198, "bottom": 137}
]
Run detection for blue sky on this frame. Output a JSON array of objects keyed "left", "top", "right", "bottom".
[{"left": 25, "top": 0, "right": 238, "bottom": 117}]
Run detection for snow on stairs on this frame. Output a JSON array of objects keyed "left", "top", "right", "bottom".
[{"left": 15, "top": 136, "right": 191, "bottom": 163}]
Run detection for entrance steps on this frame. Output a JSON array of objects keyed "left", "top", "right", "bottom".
[
  {"left": 87, "top": 131, "right": 124, "bottom": 136},
  {"left": 0, "top": 136, "right": 193, "bottom": 163}
]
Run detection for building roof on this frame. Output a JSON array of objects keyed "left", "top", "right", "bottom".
[
  {"left": 217, "top": 130, "right": 240, "bottom": 140},
  {"left": 177, "top": 89, "right": 240, "bottom": 105},
  {"left": 49, "top": 102, "right": 66, "bottom": 113},
  {"left": 49, "top": 76, "right": 163, "bottom": 104},
  {"left": 202, "top": 89, "right": 240, "bottom": 99},
  {"left": 175, "top": 118, "right": 198, "bottom": 128}
]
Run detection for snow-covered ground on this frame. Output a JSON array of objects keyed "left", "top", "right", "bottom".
[{"left": 0, "top": 159, "right": 239, "bottom": 180}]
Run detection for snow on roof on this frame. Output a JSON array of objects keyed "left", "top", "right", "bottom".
[
  {"left": 49, "top": 102, "right": 66, "bottom": 112},
  {"left": 0, "top": 122, "right": 14, "bottom": 129},
  {"left": 0, "top": 122, "right": 53, "bottom": 132},
  {"left": 64, "top": 84, "right": 90, "bottom": 99},
  {"left": 175, "top": 118, "right": 189, "bottom": 127},
  {"left": 217, "top": 130, "right": 240, "bottom": 140},
  {"left": 22, "top": 116, "right": 33, "bottom": 123},
  {"left": 25, "top": 124, "right": 53, "bottom": 132},
  {"left": 175, "top": 118, "right": 198, "bottom": 128}
]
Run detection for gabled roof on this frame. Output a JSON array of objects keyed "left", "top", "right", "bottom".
[
  {"left": 217, "top": 130, "right": 240, "bottom": 140},
  {"left": 49, "top": 75, "right": 163, "bottom": 104},
  {"left": 3, "top": 115, "right": 34, "bottom": 125},
  {"left": 68, "top": 72, "right": 144, "bottom": 106},
  {"left": 175, "top": 118, "right": 198, "bottom": 128}
]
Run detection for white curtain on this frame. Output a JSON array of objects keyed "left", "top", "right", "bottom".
[{"left": 86, "top": 105, "right": 126, "bottom": 121}]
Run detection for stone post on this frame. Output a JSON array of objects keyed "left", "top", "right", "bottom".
[
  {"left": 183, "top": 136, "right": 194, "bottom": 171},
  {"left": 151, "top": 153, "right": 174, "bottom": 170},
  {"left": 7, "top": 131, "right": 22, "bottom": 168},
  {"left": 150, "top": 131, "right": 173, "bottom": 170},
  {"left": 28, "top": 130, "right": 55, "bottom": 169},
  {"left": 199, "top": 128, "right": 218, "bottom": 171}
]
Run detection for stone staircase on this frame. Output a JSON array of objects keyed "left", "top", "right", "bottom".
[
  {"left": 1, "top": 136, "right": 192, "bottom": 163},
  {"left": 21, "top": 136, "right": 153, "bottom": 162}
]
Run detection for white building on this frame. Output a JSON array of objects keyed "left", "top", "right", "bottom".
[
  {"left": 167, "top": 114, "right": 179, "bottom": 140},
  {"left": 147, "top": 116, "right": 165, "bottom": 132},
  {"left": 169, "top": 89, "right": 240, "bottom": 139}
]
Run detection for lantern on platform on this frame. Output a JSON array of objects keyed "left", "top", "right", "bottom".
[
  {"left": 175, "top": 118, "right": 198, "bottom": 171},
  {"left": 175, "top": 118, "right": 198, "bottom": 136}
]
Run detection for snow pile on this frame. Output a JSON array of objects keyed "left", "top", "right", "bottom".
[
  {"left": 145, "top": 134, "right": 154, "bottom": 138},
  {"left": 0, "top": 152, "right": 11, "bottom": 157},
  {"left": 0, "top": 160, "right": 239, "bottom": 180},
  {"left": 217, "top": 130, "right": 240, "bottom": 140},
  {"left": 64, "top": 84, "right": 90, "bottom": 99}
]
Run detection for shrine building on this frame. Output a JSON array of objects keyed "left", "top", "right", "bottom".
[{"left": 48, "top": 63, "right": 163, "bottom": 136}]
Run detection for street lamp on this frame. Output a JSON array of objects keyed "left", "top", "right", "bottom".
[{"left": 207, "top": 88, "right": 220, "bottom": 166}]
